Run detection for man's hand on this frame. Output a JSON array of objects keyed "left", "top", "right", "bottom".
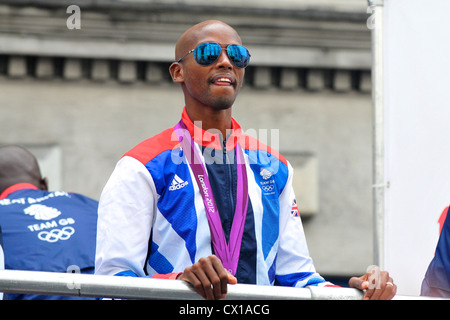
[
  {"left": 349, "top": 266, "right": 397, "bottom": 300},
  {"left": 178, "top": 255, "right": 237, "bottom": 300}
]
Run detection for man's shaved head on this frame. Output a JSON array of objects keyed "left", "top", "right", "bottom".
[
  {"left": 169, "top": 19, "right": 246, "bottom": 121},
  {"left": 0, "top": 145, "right": 47, "bottom": 194},
  {"left": 174, "top": 20, "right": 242, "bottom": 61}
]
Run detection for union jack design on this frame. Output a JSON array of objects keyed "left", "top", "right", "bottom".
[{"left": 291, "top": 199, "right": 300, "bottom": 217}]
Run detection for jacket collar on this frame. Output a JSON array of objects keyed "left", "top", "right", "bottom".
[
  {"left": 0, "top": 183, "right": 38, "bottom": 200},
  {"left": 180, "top": 106, "right": 242, "bottom": 150}
]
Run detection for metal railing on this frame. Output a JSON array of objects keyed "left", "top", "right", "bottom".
[
  {"left": 0, "top": 269, "right": 444, "bottom": 300},
  {"left": 0, "top": 269, "right": 365, "bottom": 300}
]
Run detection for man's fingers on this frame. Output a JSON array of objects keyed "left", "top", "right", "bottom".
[
  {"left": 182, "top": 265, "right": 209, "bottom": 299},
  {"left": 371, "top": 276, "right": 396, "bottom": 300},
  {"left": 348, "top": 276, "right": 369, "bottom": 291},
  {"left": 195, "top": 257, "right": 219, "bottom": 300},
  {"left": 227, "top": 272, "right": 238, "bottom": 284},
  {"left": 180, "top": 255, "right": 236, "bottom": 300},
  {"left": 207, "top": 256, "right": 228, "bottom": 298},
  {"left": 350, "top": 268, "right": 397, "bottom": 300},
  {"left": 207, "top": 258, "right": 227, "bottom": 299},
  {"left": 362, "top": 270, "right": 397, "bottom": 300}
]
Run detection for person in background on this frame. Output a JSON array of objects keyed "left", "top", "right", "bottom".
[
  {"left": 0, "top": 226, "right": 4, "bottom": 300},
  {"left": 0, "top": 145, "right": 98, "bottom": 300},
  {"left": 421, "top": 206, "right": 450, "bottom": 298}
]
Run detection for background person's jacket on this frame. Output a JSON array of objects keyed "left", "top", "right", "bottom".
[{"left": 0, "top": 183, "right": 98, "bottom": 300}]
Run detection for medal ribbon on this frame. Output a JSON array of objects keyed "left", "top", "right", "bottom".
[{"left": 174, "top": 120, "right": 248, "bottom": 275}]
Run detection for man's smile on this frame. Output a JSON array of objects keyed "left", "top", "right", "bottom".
[{"left": 211, "top": 75, "right": 235, "bottom": 86}]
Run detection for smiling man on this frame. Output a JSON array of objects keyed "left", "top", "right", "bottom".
[
  {"left": 95, "top": 20, "right": 397, "bottom": 300},
  {"left": 170, "top": 20, "right": 247, "bottom": 137}
]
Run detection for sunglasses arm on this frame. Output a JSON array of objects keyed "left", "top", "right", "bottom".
[{"left": 176, "top": 49, "right": 195, "bottom": 63}]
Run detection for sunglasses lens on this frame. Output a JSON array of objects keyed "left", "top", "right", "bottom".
[
  {"left": 227, "top": 45, "right": 250, "bottom": 68},
  {"left": 193, "top": 43, "right": 250, "bottom": 68},
  {"left": 194, "top": 43, "right": 222, "bottom": 66}
]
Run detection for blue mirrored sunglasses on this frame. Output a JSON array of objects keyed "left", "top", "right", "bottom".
[{"left": 177, "top": 42, "right": 251, "bottom": 69}]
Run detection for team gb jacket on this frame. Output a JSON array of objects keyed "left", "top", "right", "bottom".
[
  {"left": 0, "top": 183, "right": 98, "bottom": 300},
  {"left": 95, "top": 107, "right": 331, "bottom": 288}
]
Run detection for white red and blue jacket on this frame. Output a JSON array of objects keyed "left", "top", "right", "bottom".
[
  {"left": 95, "top": 107, "right": 331, "bottom": 288},
  {"left": 0, "top": 226, "right": 3, "bottom": 300},
  {"left": 421, "top": 206, "right": 450, "bottom": 297}
]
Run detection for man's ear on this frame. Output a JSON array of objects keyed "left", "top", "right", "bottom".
[
  {"left": 169, "top": 62, "right": 184, "bottom": 83},
  {"left": 40, "top": 177, "right": 49, "bottom": 191}
]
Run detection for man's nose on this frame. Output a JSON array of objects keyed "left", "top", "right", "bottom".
[{"left": 215, "top": 49, "right": 233, "bottom": 69}]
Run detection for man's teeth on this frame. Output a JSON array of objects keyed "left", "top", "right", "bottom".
[{"left": 217, "top": 78, "right": 231, "bottom": 83}]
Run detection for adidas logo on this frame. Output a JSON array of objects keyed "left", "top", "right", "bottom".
[{"left": 169, "top": 174, "right": 188, "bottom": 191}]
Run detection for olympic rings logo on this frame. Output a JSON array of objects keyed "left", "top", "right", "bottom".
[
  {"left": 262, "top": 185, "right": 274, "bottom": 192},
  {"left": 38, "top": 227, "right": 75, "bottom": 243}
]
